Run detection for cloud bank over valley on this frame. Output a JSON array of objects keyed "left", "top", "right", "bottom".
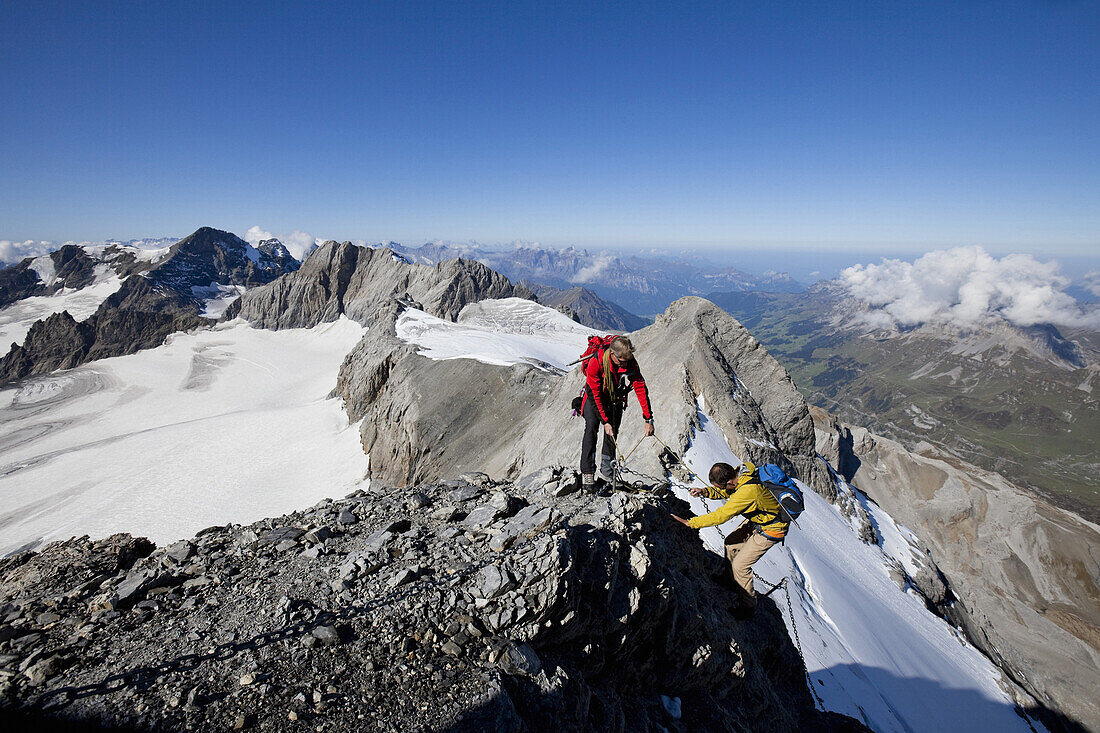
[{"left": 840, "top": 246, "right": 1100, "bottom": 331}]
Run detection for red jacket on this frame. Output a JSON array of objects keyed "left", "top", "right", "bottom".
[{"left": 583, "top": 351, "right": 653, "bottom": 424}]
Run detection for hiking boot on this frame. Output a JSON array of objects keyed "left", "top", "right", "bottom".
[{"left": 581, "top": 474, "right": 596, "bottom": 493}]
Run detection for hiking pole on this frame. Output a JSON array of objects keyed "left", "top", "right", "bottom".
[{"left": 564, "top": 352, "right": 601, "bottom": 367}]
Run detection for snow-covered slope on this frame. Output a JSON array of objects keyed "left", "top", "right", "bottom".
[
  {"left": 679, "top": 401, "right": 1043, "bottom": 733},
  {"left": 388, "top": 297, "right": 1046, "bottom": 732},
  {"left": 395, "top": 297, "right": 596, "bottom": 371},
  {"left": 0, "top": 265, "right": 123, "bottom": 352},
  {"left": 0, "top": 317, "right": 369, "bottom": 555}
]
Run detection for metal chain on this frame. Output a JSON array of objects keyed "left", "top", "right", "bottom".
[
  {"left": 607, "top": 429, "right": 826, "bottom": 711},
  {"left": 755, "top": 572, "right": 825, "bottom": 709}
]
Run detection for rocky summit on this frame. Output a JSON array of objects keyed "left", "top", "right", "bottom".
[{"left": 0, "top": 469, "right": 863, "bottom": 732}]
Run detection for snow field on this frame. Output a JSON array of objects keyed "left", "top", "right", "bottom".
[
  {"left": 0, "top": 265, "right": 123, "bottom": 353},
  {"left": 0, "top": 317, "right": 370, "bottom": 555},
  {"left": 191, "top": 283, "right": 247, "bottom": 318},
  {"left": 678, "top": 401, "right": 1042, "bottom": 733},
  {"left": 395, "top": 297, "right": 597, "bottom": 371}
]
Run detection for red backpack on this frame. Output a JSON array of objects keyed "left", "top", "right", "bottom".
[
  {"left": 570, "top": 335, "right": 620, "bottom": 415},
  {"left": 570, "top": 335, "right": 619, "bottom": 367}
]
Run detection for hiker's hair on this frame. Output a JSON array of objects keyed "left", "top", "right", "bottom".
[
  {"left": 601, "top": 336, "right": 635, "bottom": 396},
  {"left": 709, "top": 462, "right": 741, "bottom": 486},
  {"left": 609, "top": 335, "right": 634, "bottom": 360}
]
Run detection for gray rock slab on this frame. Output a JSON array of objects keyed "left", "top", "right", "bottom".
[
  {"left": 463, "top": 504, "right": 505, "bottom": 529},
  {"left": 448, "top": 486, "right": 481, "bottom": 503},
  {"left": 489, "top": 505, "right": 557, "bottom": 552},
  {"left": 166, "top": 541, "right": 195, "bottom": 563},
  {"left": 257, "top": 527, "right": 305, "bottom": 546},
  {"left": 477, "top": 565, "right": 515, "bottom": 599},
  {"left": 498, "top": 642, "right": 541, "bottom": 677}
]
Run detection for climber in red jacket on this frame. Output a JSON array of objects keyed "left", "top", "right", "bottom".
[{"left": 579, "top": 335, "right": 654, "bottom": 491}]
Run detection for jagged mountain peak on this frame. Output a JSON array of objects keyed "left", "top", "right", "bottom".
[
  {"left": 146, "top": 226, "right": 300, "bottom": 296},
  {"left": 256, "top": 237, "right": 290, "bottom": 259},
  {"left": 231, "top": 240, "right": 535, "bottom": 330}
]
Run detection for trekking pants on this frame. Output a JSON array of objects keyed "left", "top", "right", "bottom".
[
  {"left": 580, "top": 390, "right": 623, "bottom": 476},
  {"left": 724, "top": 522, "right": 778, "bottom": 608}
]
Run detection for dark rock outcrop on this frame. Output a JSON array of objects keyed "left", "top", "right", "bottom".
[
  {"left": 0, "top": 276, "right": 207, "bottom": 383},
  {"left": 0, "top": 471, "right": 862, "bottom": 732},
  {"left": 0, "top": 311, "right": 97, "bottom": 383},
  {"left": 0, "top": 245, "right": 99, "bottom": 307}
]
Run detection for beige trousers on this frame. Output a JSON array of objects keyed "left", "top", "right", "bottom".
[{"left": 723, "top": 522, "right": 778, "bottom": 607}]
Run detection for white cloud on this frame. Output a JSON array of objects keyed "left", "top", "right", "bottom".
[
  {"left": 243, "top": 226, "right": 274, "bottom": 245},
  {"left": 840, "top": 246, "right": 1099, "bottom": 330},
  {"left": 244, "top": 226, "right": 319, "bottom": 262},
  {"left": 0, "top": 240, "right": 56, "bottom": 266},
  {"left": 1085, "top": 271, "right": 1100, "bottom": 298},
  {"left": 282, "top": 231, "right": 319, "bottom": 261},
  {"left": 572, "top": 255, "right": 615, "bottom": 284}
]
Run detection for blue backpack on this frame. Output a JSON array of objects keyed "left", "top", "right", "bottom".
[{"left": 756, "top": 463, "right": 805, "bottom": 524}]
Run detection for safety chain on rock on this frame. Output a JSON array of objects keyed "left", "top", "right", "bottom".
[
  {"left": 606, "top": 431, "right": 826, "bottom": 710},
  {"left": 754, "top": 572, "right": 825, "bottom": 709}
]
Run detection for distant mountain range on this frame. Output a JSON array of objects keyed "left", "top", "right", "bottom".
[
  {"left": 519, "top": 281, "right": 649, "bottom": 332},
  {"left": 712, "top": 286, "right": 1100, "bottom": 522},
  {"left": 390, "top": 241, "right": 803, "bottom": 316},
  {"left": 2, "top": 227, "right": 1099, "bottom": 730},
  {"left": 0, "top": 227, "right": 299, "bottom": 383}
]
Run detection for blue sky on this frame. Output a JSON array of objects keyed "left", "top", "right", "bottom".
[{"left": 2, "top": 1, "right": 1098, "bottom": 262}]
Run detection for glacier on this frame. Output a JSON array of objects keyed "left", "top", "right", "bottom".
[{"left": 0, "top": 317, "right": 369, "bottom": 555}]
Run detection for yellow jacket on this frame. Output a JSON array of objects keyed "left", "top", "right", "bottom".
[{"left": 686, "top": 461, "right": 789, "bottom": 539}]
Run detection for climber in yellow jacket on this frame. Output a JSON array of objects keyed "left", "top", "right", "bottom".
[{"left": 671, "top": 461, "right": 788, "bottom": 619}]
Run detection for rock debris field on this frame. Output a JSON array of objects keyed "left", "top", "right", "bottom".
[{"left": 0, "top": 468, "right": 861, "bottom": 732}]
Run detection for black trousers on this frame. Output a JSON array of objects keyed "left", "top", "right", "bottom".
[{"left": 580, "top": 391, "right": 623, "bottom": 475}]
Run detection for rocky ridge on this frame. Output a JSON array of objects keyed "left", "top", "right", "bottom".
[
  {"left": 230, "top": 241, "right": 535, "bottom": 329},
  {"left": 0, "top": 470, "right": 862, "bottom": 732},
  {"left": 0, "top": 245, "right": 101, "bottom": 308},
  {"left": 329, "top": 294, "right": 837, "bottom": 502},
  {"left": 815, "top": 408, "right": 1100, "bottom": 732}
]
